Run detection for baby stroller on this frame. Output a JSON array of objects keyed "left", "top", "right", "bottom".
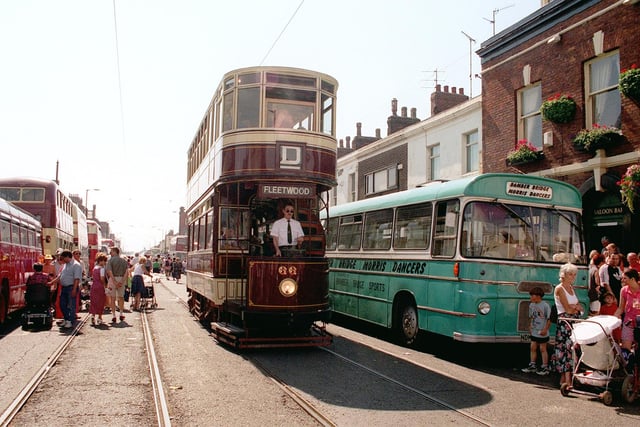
[
  {"left": 22, "top": 282, "right": 54, "bottom": 330},
  {"left": 559, "top": 315, "right": 639, "bottom": 405},
  {"left": 80, "top": 279, "right": 91, "bottom": 312},
  {"left": 140, "top": 277, "right": 157, "bottom": 310}
]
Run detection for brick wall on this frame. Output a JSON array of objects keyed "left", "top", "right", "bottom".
[{"left": 481, "top": 0, "right": 640, "bottom": 176}]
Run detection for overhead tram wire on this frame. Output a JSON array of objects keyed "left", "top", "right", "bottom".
[
  {"left": 112, "top": 0, "right": 126, "bottom": 151},
  {"left": 259, "top": 0, "right": 305, "bottom": 65}
]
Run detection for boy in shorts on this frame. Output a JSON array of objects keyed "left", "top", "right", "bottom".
[{"left": 522, "top": 287, "right": 552, "bottom": 375}]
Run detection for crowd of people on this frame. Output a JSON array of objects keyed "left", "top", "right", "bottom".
[
  {"left": 521, "top": 235, "right": 640, "bottom": 388},
  {"left": 33, "top": 248, "right": 185, "bottom": 329}
]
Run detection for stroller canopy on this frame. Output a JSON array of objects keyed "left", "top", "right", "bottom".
[{"left": 571, "top": 315, "right": 621, "bottom": 345}]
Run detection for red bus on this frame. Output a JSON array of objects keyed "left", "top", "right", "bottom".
[
  {"left": 185, "top": 66, "right": 338, "bottom": 348},
  {"left": 71, "top": 202, "right": 89, "bottom": 271},
  {"left": 0, "top": 177, "right": 75, "bottom": 257},
  {"left": 0, "top": 197, "right": 43, "bottom": 323},
  {"left": 87, "top": 219, "right": 102, "bottom": 268}
]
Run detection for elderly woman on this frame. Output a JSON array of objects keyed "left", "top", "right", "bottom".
[{"left": 551, "top": 263, "right": 584, "bottom": 387}]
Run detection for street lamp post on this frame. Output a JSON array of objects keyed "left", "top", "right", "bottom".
[{"left": 85, "top": 188, "right": 100, "bottom": 218}]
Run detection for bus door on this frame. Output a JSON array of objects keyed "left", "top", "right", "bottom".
[{"left": 427, "top": 199, "right": 459, "bottom": 336}]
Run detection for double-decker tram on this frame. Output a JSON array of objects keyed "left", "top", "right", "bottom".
[
  {"left": 0, "top": 177, "right": 75, "bottom": 257},
  {"left": 185, "top": 66, "right": 338, "bottom": 348},
  {"left": 0, "top": 197, "right": 43, "bottom": 324},
  {"left": 323, "top": 173, "right": 588, "bottom": 346}
]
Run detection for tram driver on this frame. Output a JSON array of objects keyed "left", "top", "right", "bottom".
[{"left": 271, "top": 202, "right": 304, "bottom": 257}]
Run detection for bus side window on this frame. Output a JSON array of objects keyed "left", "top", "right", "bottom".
[{"left": 394, "top": 202, "right": 431, "bottom": 250}]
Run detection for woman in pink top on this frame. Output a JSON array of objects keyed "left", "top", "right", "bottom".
[{"left": 614, "top": 269, "right": 640, "bottom": 351}]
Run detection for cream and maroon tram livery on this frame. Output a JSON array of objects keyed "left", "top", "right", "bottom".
[{"left": 185, "top": 66, "right": 338, "bottom": 348}]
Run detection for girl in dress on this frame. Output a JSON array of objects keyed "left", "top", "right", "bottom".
[{"left": 89, "top": 253, "right": 108, "bottom": 325}]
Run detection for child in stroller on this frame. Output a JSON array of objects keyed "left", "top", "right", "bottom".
[
  {"left": 22, "top": 263, "right": 54, "bottom": 330},
  {"left": 80, "top": 278, "right": 91, "bottom": 312}
]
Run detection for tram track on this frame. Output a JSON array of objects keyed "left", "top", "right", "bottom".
[
  {"left": 0, "top": 315, "right": 88, "bottom": 427},
  {"left": 0, "top": 300, "right": 171, "bottom": 426}
]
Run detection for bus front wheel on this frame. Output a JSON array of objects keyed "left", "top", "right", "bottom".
[{"left": 395, "top": 301, "right": 418, "bottom": 346}]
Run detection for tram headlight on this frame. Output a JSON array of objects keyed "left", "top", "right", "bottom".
[
  {"left": 279, "top": 278, "right": 298, "bottom": 297},
  {"left": 477, "top": 301, "right": 491, "bottom": 315}
]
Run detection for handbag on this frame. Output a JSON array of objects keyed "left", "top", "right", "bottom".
[
  {"left": 550, "top": 304, "right": 558, "bottom": 324},
  {"left": 123, "top": 287, "right": 130, "bottom": 302}
]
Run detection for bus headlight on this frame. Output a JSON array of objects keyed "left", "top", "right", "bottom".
[
  {"left": 279, "top": 278, "right": 298, "bottom": 297},
  {"left": 477, "top": 301, "right": 491, "bottom": 315}
]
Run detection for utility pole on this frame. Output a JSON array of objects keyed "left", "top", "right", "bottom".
[{"left": 461, "top": 31, "right": 476, "bottom": 97}]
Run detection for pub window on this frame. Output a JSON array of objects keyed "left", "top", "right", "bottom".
[
  {"left": 586, "top": 51, "right": 621, "bottom": 128},
  {"left": 517, "top": 83, "right": 542, "bottom": 150}
]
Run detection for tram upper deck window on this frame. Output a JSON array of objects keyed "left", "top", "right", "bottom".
[
  {"left": 237, "top": 87, "right": 260, "bottom": 129},
  {"left": 266, "top": 73, "right": 316, "bottom": 88},
  {"left": 238, "top": 72, "right": 260, "bottom": 85},
  {"left": 321, "top": 94, "right": 333, "bottom": 135},
  {"left": 222, "top": 93, "right": 234, "bottom": 132},
  {"left": 321, "top": 80, "right": 335, "bottom": 94}
]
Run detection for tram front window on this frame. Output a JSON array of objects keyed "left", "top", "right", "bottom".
[{"left": 267, "top": 102, "right": 314, "bottom": 130}]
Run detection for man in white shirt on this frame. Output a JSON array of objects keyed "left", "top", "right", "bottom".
[{"left": 271, "top": 203, "right": 304, "bottom": 257}]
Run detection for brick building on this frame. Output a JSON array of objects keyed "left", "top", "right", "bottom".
[{"left": 478, "top": 0, "right": 640, "bottom": 252}]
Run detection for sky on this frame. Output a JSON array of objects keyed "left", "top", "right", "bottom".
[{"left": 0, "top": 0, "right": 540, "bottom": 252}]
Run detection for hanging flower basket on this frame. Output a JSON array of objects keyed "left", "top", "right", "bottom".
[
  {"left": 540, "top": 94, "right": 577, "bottom": 124},
  {"left": 618, "top": 164, "right": 640, "bottom": 213},
  {"left": 506, "top": 140, "right": 543, "bottom": 166},
  {"left": 619, "top": 64, "right": 640, "bottom": 103},
  {"left": 572, "top": 124, "right": 626, "bottom": 153}
]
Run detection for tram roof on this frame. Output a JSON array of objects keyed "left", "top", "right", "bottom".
[
  {"left": 220, "top": 65, "right": 338, "bottom": 87},
  {"left": 327, "top": 173, "right": 583, "bottom": 217}
]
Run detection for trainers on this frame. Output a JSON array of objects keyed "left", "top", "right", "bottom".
[
  {"left": 537, "top": 366, "right": 550, "bottom": 376},
  {"left": 64, "top": 320, "right": 73, "bottom": 328},
  {"left": 119, "top": 315, "right": 125, "bottom": 322},
  {"left": 521, "top": 364, "right": 537, "bottom": 373}
]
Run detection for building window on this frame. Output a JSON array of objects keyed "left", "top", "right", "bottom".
[
  {"left": 518, "top": 83, "right": 542, "bottom": 149},
  {"left": 365, "top": 166, "right": 398, "bottom": 195},
  {"left": 348, "top": 173, "right": 356, "bottom": 202},
  {"left": 465, "top": 130, "right": 479, "bottom": 173},
  {"left": 586, "top": 51, "right": 621, "bottom": 128},
  {"left": 429, "top": 144, "right": 440, "bottom": 180}
]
